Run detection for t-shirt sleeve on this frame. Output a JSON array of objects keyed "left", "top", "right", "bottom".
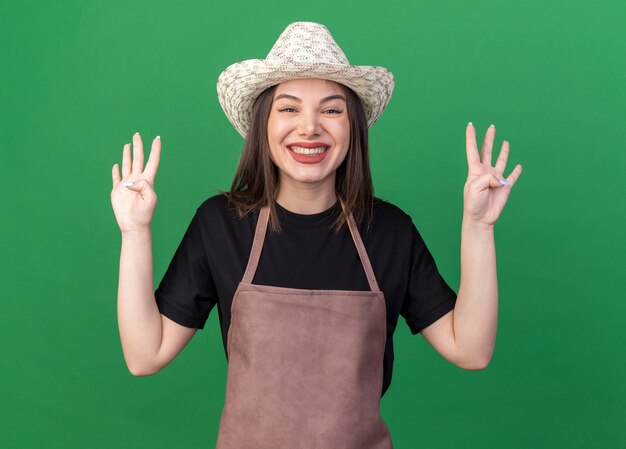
[
  {"left": 154, "top": 210, "right": 217, "bottom": 329},
  {"left": 401, "top": 223, "right": 457, "bottom": 334}
]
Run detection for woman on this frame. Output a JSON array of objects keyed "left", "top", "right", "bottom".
[{"left": 111, "top": 22, "right": 521, "bottom": 448}]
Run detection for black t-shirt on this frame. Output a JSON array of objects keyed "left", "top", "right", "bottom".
[{"left": 155, "top": 194, "right": 457, "bottom": 396}]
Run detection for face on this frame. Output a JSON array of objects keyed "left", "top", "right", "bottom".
[{"left": 267, "top": 78, "right": 350, "bottom": 190}]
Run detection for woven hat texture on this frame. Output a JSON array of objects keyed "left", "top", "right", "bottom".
[{"left": 216, "top": 22, "right": 395, "bottom": 138}]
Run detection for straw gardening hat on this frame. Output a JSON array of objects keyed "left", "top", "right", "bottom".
[{"left": 216, "top": 21, "right": 395, "bottom": 138}]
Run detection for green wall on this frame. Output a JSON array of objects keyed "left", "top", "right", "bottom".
[{"left": 1, "top": 1, "right": 624, "bottom": 448}]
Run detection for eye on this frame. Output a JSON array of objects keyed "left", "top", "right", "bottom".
[
  {"left": 278, "top": 107, "right": 296, "bottom": 113},
  {"left": 323, "top": 108, "right": 342, "bottom": 114}
]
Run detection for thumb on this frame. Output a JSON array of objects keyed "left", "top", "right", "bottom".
[
  {"left": 123, "top": 178, "right": 152, "bottom": 193},
  {"left": 475, "top": 174, "right": 509, "bottom": 190}
]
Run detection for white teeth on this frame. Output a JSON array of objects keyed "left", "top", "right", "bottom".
[{"left": 289, "top": 146, "right": 328, "bottom": 155}]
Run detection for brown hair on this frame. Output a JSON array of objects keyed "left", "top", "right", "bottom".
[{"left": 226, "top": 82, "right": 373, "bottom": 233}]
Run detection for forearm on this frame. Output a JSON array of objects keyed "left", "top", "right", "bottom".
[
  {"left": 454, "top": 216, "right": 498, "bottom": 367},
  {"left": 117, "top": 230, "right": 162, "bottom": 375}
]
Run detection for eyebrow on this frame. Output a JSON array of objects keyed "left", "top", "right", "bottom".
[{"left": 273, "top": 93, "right": 346, "bottom": 104}]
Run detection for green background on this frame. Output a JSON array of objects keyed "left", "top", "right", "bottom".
[{"left": 1, "top": 0, "right": 624, "bottom": 448}]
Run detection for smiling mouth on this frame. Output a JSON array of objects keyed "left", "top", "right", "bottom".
[{"left": 288, "top": 145, "right": 329, "bottom": 156}]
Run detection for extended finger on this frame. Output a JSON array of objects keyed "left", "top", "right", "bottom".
[
  {"left": 506, "top": 164, "right": 523, "bottom": 187},
  {"left": 143, "top": 136, "right": 161, "bottom": 181},
  {"left": 495, "top": 140, "right": 510, "bottom": 174},
  {"left": 112, "top": 163, "right": 121, "bottom": 187},
  {"left": 122, "top": 143, "right": 131, "bottom": 178},
  {"left": 131, "top": 133, "right": 144, "bottom": 176},
  {"left": 480, "top": 124, "right": 495, "bottom": 165},
  {"left": 466, "top": 122, "right": 480, "bottom": 167}
]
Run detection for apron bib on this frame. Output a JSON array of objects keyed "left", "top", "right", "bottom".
[{"left": 216, "top": 206, "right": 393, "bottom": 449}]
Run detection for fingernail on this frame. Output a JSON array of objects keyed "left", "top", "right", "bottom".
[
  {"left": 499, "top": 179, "right": 510, "bottom": 186},
  {"left": 123, "top": 181, "right": 134, "bottom": 186},
  {"left": 156, "top": 135, "right": 160, "bottom": 139},
  {"left": 134, "top": 132, "right": 139, "bottom": 136},
  {"left": 468, "top": 121, "right": 473, "bottom": 126},
  {"left": 490, "top": 124, "right": 495, "bottom": 128}
]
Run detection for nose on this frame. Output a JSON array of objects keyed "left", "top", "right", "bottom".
[{"left": 297, "top": 109, "right": 321, "bottom": 137}]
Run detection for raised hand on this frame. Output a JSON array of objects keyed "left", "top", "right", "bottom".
[
  {"left": 463, "top": 123, "right": 522, "bottom": 226},
  {"left": 111, "top": 133, "right": 161, "bottom": 234}
]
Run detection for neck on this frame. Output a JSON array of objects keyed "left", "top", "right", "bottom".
[{"left": 275, "top": 176, "right": 337, "bottom": 214}]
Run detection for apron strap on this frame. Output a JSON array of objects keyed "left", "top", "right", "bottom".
[
  {"left": 242, "top": 203, "right": 381, "bottom": 293},
  {"left": 342, "top": 203, "right": 381, "bottom": 293},
  {"left": 241, "top": 206, "right": 271, "bottom": 284}
]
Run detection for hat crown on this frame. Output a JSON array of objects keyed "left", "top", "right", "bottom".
[
  {"left": 216, "top": 21, "right": 394, "bottom": 138},
  {"left": 265, "top": 22, "right": 350, "bottom": 65}
]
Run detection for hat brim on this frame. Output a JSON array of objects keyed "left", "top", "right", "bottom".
[{"left": 217, "top": 59, "right": 395, "bottom": 138}]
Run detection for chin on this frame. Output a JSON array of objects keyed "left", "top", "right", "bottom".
[
  {"left": 276, "top": 161, "right": 333, "bottom": 183},
  {"left": 288, "top": 170, "right": 331, "bottom": 184}
]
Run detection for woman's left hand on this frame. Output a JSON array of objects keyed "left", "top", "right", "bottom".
[{"left": 463, "top": 123, "right": 522, "bottom": 226}]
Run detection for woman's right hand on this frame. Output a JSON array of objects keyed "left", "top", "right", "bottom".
[{"left": 111, "top": 133, "right": 161, "bottom": 234}]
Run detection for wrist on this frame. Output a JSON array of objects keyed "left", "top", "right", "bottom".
[
  {"left": 462, "top": 215, "right": 495, "bottom": 234},
  {"left": 121, "top": 228, "right": 152, "bottom": 241}
]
